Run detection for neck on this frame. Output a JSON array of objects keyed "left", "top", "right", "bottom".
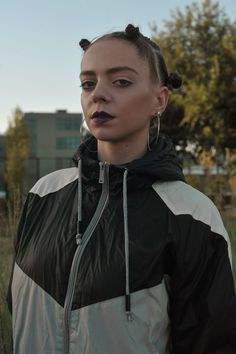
[{"left": 97, "top": 137, "right": 148, "bottom": 165}]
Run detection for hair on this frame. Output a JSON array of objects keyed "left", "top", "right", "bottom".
[{"left": 79, "top": 24, "right": 182, "bottom": 91}]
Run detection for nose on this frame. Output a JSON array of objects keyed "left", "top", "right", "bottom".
[{"left": 91, "top": 81, "right": 111, "bottom": 103}]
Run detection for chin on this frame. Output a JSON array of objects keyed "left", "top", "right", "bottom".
[
  {"left": 95, "top": 136, "right": 115, "bottom": 142},
  {"left": 90, "top": 130, "right": 115, "bottom": 142}
]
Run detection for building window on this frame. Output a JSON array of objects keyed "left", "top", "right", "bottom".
[
  {"left": 56, "top": 117, "right": 81, "bottom": 130},
  {"left": 26, "top": 117, "right": 37, "bottom": 132},
  {"left": 29, "top": 135, "right": 37, "bottom": 156},
  {"left": 56, "top": 137, "right": 80, "bottom": 150}
]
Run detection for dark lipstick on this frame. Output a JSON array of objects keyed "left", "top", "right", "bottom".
[{"left": 91, "top": 111, "right": 114, "bottom": 123}]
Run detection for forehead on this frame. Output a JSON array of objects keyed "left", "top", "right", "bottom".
[{"left": 81, "top": 38, "right": 149, "bottom": 75}]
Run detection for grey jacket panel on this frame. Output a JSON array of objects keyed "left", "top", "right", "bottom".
[
  {"left": 12, "top": 263, "right": 170, "bottom": 354},
  {"left": 12, "top": 263, "right": 64, "bottom": 353}
]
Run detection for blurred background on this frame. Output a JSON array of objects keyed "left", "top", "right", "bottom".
[{"left": 0, "top": 0, "right": 235, "bottom": 352}]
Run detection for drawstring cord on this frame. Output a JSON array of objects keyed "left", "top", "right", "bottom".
[
  {"left": 76, "top": 159, "right": 83, "bottom": 245},
  {"left": 123, "top": 169, "right": 133, "bottom": 321},
  {"left": 76, "top": 162, "right": 133, "bottom": 320}
]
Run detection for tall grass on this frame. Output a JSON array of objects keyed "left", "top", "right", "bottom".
[
  {"left": 0, "top": 237, "right": 13, "bottom": 354},
  {"left": 0, "top": 192, "right": 21, "bottom": 354}
]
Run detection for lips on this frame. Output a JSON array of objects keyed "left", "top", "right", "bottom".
[
  {"left": 91, "top": 111, "right": 114, "bottom": 119},
  {"left": 90, "top": 111, "right": 114, "bottom": 125}
]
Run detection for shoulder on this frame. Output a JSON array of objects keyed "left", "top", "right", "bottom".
[
  {"left": 152, "top": 180, "right": 229, "bottom": 242},
  {"left": 29, "top": 167, "right": 78, "bottom": 197},
  {"left": 152, "top": 180, "right": 214, "bottom": 217}
]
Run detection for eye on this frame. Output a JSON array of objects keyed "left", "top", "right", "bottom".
[
  {"left": 80, "top": 81, "right": 95, "bottom": 91},
  {"left": 113, "top": 79, "right": 132, "bottom": 87}
]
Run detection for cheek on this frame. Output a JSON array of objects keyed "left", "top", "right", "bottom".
[
  {"left": 81, "top": 94, "right": 89, "bottom": 115},
  {"left": 81, "top": 96, "right": 91, "bottom": 129},
  {"left": 123, "top": 89, "right": 154, "bottom": 115}
]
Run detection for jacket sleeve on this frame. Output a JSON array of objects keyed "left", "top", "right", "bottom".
[{"left": 169, "top": 203, "right": 236, "bottom": 354}]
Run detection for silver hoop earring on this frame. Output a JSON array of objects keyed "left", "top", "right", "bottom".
[
  {"left": 156, "top": 112, "right": 161, "bottom": 144},
  {"left": 79, "top": 116, "right": 98, "bottom": 153},
  {"left": 147, "top": 111, "right": 161, "bottom": 151},
  {"left": 80, "top": 116, "right": 95, "bottom": 143},
  {"left": 79, "top": 117, "right": 88, "bottom": 142}
]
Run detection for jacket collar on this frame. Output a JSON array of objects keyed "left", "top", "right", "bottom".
[{"left": 73, "top": 135, "right": 185, "bottom": 193}]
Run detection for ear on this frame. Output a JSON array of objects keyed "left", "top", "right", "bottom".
[{"left": 151, "top": 86, "right": 169, "bottom": 116}]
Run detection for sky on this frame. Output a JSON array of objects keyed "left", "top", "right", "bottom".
[{"left": 0, "top": 0, "right": 235, "bottom": 133}]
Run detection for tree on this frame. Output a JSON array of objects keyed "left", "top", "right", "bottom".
[
  {"left": 4, "top": 107, "right": 29, "bottom": 204},
  {"left": 151, "top": 0, "right": 236, "bottom": 152}
]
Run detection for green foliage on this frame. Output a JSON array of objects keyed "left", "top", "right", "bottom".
[
  {"left": 222, "top": 212, "right": 236, "bottom": 285},
  {"left": 151, "top": 0, "right": 236, "bottom": 150},
  {"left": 0, "top": 191, "right": 22, "bottom": 353},
  {"left": 0, "top": 237, "right": 13, "bottom": 354},
  {"left": 0, "top": 191, "right": 22, "bottom": 239},
  {"left": 5, "top": 107, "right": 30, "bottom": 205},
  {"left": 185, "top": 174, "right": 201, "bottom": 190},
  {"left": 0, "top": 235, "right": 13, "bottom": 354}
]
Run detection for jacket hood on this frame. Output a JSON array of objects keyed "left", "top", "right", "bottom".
[
  {"left": 73, "top": 135, "right": 185, "bottom": 193},
  {"left": 124, "top": 135, "right": 185, "bottom": 182}
]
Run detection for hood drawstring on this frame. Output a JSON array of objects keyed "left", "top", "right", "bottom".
[
  {"left": 123, "top": 169, "right": 133, "bottom": 321},
  {"left": 76, "top": 161, "right": 133, "bottom": 320},
  {"left": 76, "top": 159, "right": 83, "bottom": 245}
]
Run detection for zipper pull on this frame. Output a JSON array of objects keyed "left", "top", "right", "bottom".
[
  {"left": 99, "top": 162, "right": 105, "bottom": 183},
  {"left": 76, "top": 233, "right": 82, "bottom": 245}
]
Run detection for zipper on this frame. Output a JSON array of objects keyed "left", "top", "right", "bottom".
[
  {"left": 99, "top": 161, "right": 105, "bottom": 183},
  {"left": 63, "top": 162, "right": 109, "bottom": 354}
]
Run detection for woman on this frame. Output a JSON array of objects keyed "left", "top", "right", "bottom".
[{"left": 8, "top": 24, "right": 236, "bottom": 353}]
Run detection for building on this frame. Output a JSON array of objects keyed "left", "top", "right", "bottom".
[
  {"left": 0, "top": 110, "right": 82, "bottom": 199},
  {"left": 23, "top": 109, "right": 82, "bottom": 192}
]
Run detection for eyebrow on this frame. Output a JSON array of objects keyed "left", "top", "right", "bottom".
[{"left": 80, "top": 66, "right": 139, "bottom": 78}]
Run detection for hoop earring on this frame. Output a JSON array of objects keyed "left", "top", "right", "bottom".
[
  {"left": 147, "top": 111, "right": 161, "bottom": 151},
  {"left": 156, "top": 112, "right": 161, "bottom": 144},
  {"left": 80, "top": 116, "right": 97, "bottom": 153},
  {"left": 79, "top": 117, "right": 86, "bottom": 142}
]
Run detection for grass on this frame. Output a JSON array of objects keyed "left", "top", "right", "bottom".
[
  {"left": 0, "top": 236, "right": 13, "bottom": 354},
  {"left": 0, "top": 195, "right": 20, "bottom": 354}
]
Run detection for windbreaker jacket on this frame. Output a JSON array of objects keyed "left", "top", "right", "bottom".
[{"left": 8, "top": 135, "right": 236, "bottom": 354}]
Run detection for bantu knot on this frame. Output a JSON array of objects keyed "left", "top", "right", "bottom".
[
  {"left": 168, "top": 72, "right": 183, "bottom": 90},
  {"left": 79, "top": 39, "right": 91, "bottom": 51},
  {"left": 125, "top": 24, "right": 140, "bottom": 40}
]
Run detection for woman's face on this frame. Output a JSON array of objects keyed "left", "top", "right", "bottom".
[{"left": 80, "top": 38, "right": 167, "bottom": 145}]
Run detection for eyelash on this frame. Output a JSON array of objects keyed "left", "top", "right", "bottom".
[
  {"left": 80, "top": 81, "right": 94, "bottom": 90},
  {"left": 80, "top": 79, "right": 132, "bottom": 91},
  {"left": 114, "top": 79, "right": 132, "bottom": 88}
]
